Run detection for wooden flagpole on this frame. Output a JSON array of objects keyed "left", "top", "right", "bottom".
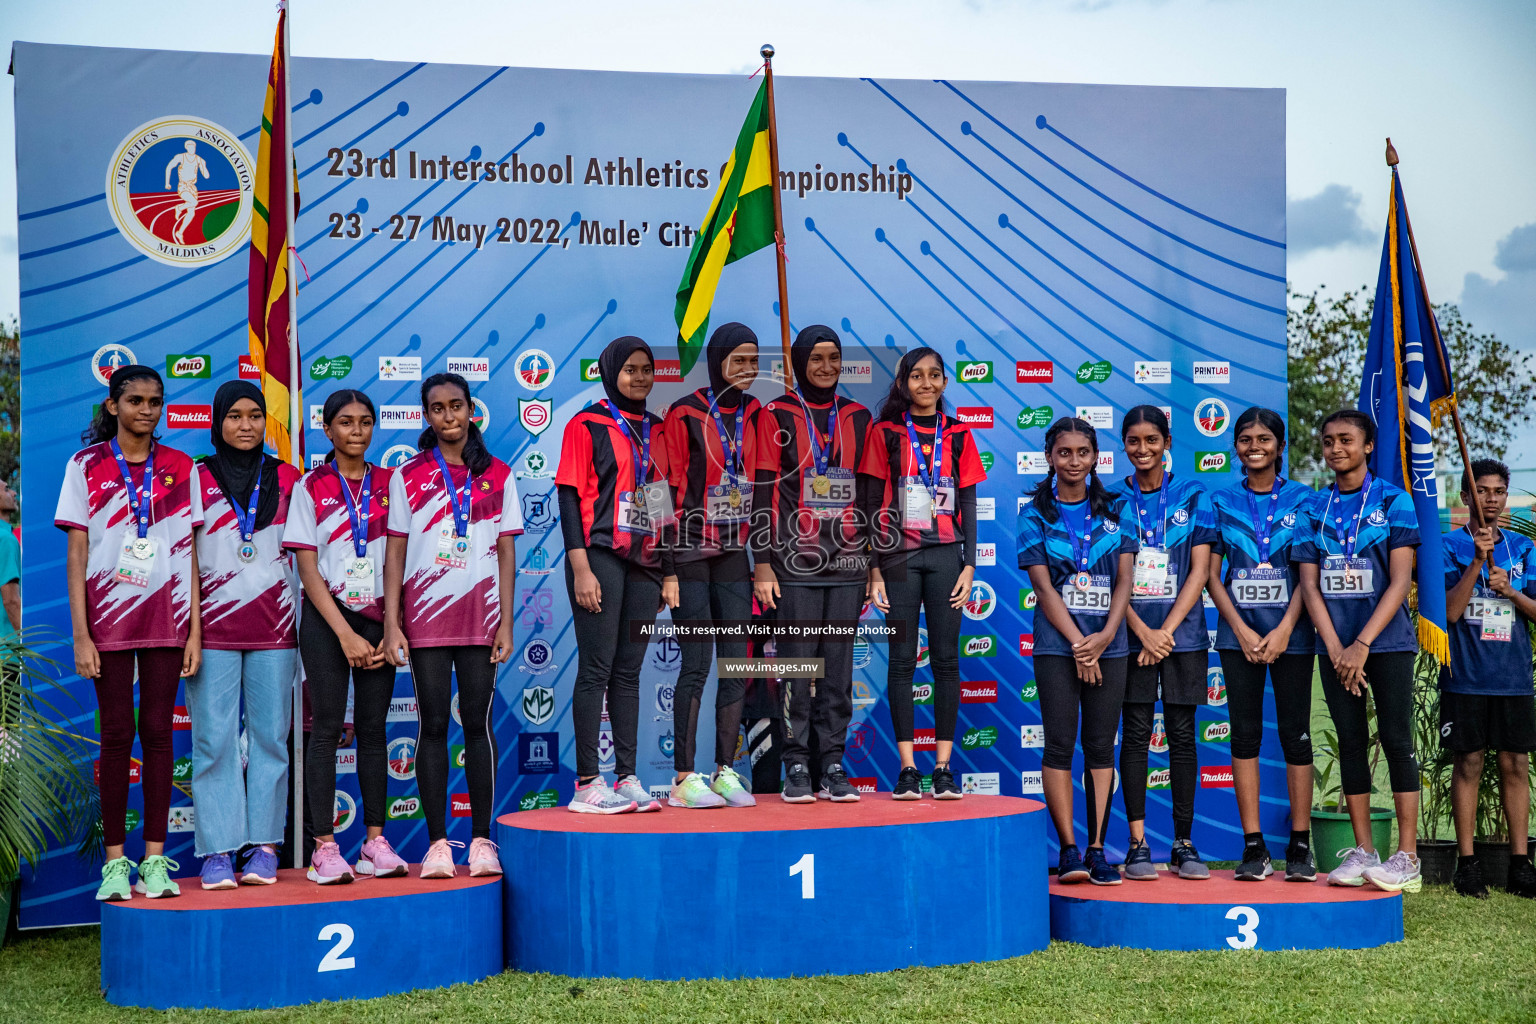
[
  {"left": 281, "top": 0, "right": 306, "bottom": 861},
  {"left": 761, "top": 44, "right": 794, "bottom": 393}
]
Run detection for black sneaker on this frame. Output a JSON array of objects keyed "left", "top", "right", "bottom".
[
  {"left": 1284, "top": 842, "right": 1317, "bottom": 882},
  {"left": 892, "top": 766, "right": 923, "bottom": 801},
  {"left": 1084, "top": 846, "right": 1122, "bottom": 886},
  {"left": 781, "top": 762, "right": 815, "bottom": 803},
  {"left": 1453, "top": 857, "right": 1487, "bottom": 898},
  {"left": 1170, "top": 839, "right": 1210, "bottom": 879},
  {"left": 1123, "top": 837, "right": 1158, "bottom": 880},
  {"left": 931, "top": 765, "right": 962, "bottom": 800},
  {"left": 1057, "top": 843, "right": 1089, "bottom": 884},
  {"left": 1507, "top": 859, "right": 1536, "bottom": 899},
  {"left": 816, "top": 762, "right": 860, "bottom": 802},
  {"left": 1235, "top": 842, "right": 1273, "bottom": 881}
]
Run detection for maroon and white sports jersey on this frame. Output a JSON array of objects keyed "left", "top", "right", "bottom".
[
  {"left": 196, "top": 462, "right": 302, "bottom": 651},
  {"left": 54, "top": 442, "right": 203, "bottom": 652},
  {"left": 283, "top": 463, "right": 395, "bottom": 622},
  {"left": 386, "top": 451, "right": 523, "bottom": 648}
]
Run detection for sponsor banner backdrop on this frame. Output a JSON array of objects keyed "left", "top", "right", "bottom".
[{"left": 15, "top": 43, "right": 1284, "bottom": 926}]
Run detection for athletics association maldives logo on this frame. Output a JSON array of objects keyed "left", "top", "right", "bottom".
[
  {"left": 92, "top": 344, "right": 136, "bottom": 386},
  {"left": 1194, "top": 397, "right": 1230, "bottom": 438},
  {"left": 107, "top": 116, "right": 254, "bottom": 267},
  {"left": 386, "top": 736, "right": 417, "bottom": 780},
  {"left": 963, "top": 580, "right": 996, "bottom": 621},
  {"left": 516, "top": 349, "right": 555, "bottom": 390}
]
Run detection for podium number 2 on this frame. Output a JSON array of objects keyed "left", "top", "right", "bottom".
[
  {"left": 789, "top": 853, "right": 815, "bottom": 899},
  {"left": 318, "top": 923, "right": 356, "bottom": 972},
  {"left": 1224, "top": 906, "right": 1259, "bottom": 949}
]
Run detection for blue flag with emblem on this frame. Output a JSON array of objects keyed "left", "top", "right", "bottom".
[{"left": 1357, "top": 167, "right": 1455, "bottom": 665}]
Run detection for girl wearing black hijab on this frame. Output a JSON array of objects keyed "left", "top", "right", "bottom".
[
  {"left": 187, "top": 380, "right": 303, "bottom": 888},
  {"left": 661, "top": 323, "right": 760, "bottom": 808},
  {"left": 556, "top": 336, "right": 679, "bottom": 813}
]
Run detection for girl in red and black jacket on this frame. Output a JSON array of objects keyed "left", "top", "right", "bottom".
[
  {"left": 860, "top": 347, "right": 988, "bottom": 799},
  {"left": 556, "top": 336, "right": 679, "bottom": 814},
  {"left": 751, "top": 324, "right": 872, "bottom": 803},
  {"left": 662, "top": 322, "right": 760, "bottom": 808}
]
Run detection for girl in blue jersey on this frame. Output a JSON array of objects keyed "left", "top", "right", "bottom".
[
  {"left": 1018, "top": 418, "right": 1135, "bottom": 886},
  {"left": 1206, "top": 407, "right": 1317, "bottom": 882},
  {"left": 1110, "top": 406, "right": 1217, "bottom": 881},
  {"left": 1294, "top": 410, "right": 1422, "bottom": 893}
]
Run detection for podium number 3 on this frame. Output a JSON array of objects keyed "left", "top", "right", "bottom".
[
  {"left": 789, "top": 853, "right": 815, "bottom": 899},
  {"left": 318, "top": 923, "right": 356, "bottom": 972},
  {"left": 1224, "top": 906, "right": 1259, "bottom": 949}
]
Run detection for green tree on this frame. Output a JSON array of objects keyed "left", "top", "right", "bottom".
[{"left": 0, "top": 318, "right": 17, "bottom": 493}]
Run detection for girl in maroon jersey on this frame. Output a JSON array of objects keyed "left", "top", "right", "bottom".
[{"left": 58, "top": 365, "right": 203, "bottom": 902}]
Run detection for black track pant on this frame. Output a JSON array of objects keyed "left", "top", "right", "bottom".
[
  {"left": 1037, "top": 655, "right": 1128, "bottom": 846},
  {"left": 884, "top": 544, "right": 965, "bottom": 744},
  {"left": 673, "top": 551, "right": 752, "bottom": 770},
  {"left": 1220, "top": 650, "right": 1315, "bottom": 764},
  {"left": 777, "top": 583, "right": 864, "bottom": 770},
  {"left": 1320, "top": 650, "right": 1418, "bottom": 795},
  {"left": 301, "top": 599, "right": 396, "bottom": 835},
  {"left": 1121, "top": 701, "right": 1198, "bottom": 838},
  {"left": 410, "top": 645, "right": 497, "bottom": 841},
  {"left": 568, "top": 545, "right": 660, "bottom": 779}
]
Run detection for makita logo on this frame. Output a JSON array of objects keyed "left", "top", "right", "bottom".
[
  {"left": 914, "top": 729, "right": 937, "bottom": 750},
  {"left": 654, "top": 359, "right": 683, "bottom": 382},
  {"left": 955, "top": 407, "right": 994, "bottom": 428},
  {"left": 1015, "top": 361, "right": 1053, "bottom": 383},
  {"left": 451, "top": 792, "right": 473, "bottom": 816},
  {"left": 172, "top": 706, "right": 191, "bottom": 730},
  {"left": 1201, "top": 766, "right": 1235, "bottom": 788},
  {"left": 849, "top": 777, "right": 878, "bottom": 794},
  {"left": 167, "top": 404, "right": 211, "bottom": 429},
  {"left": 238, "top": 355, "right": 262, "bottom": 380},
  {"left": 960, "top": 682, "right": 997, "bottom": 702},
  {"left": 1018, "top": 633, "right": 1035, "bottom": 656}
]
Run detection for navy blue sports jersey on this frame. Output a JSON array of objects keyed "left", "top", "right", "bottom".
[
  {"left": 1211, "top": 478, "right": 1316, "bottom": 655},
  {"left": 1108, "top": 473, "right": 1218, "bottom": 652},
  {"left": 1291, "top": 478, "right": 1420, "bottom": 653},
  {"left": 1442, "top": 526, "right": 1536, "bottom": 696},
  {"left": 1017, "top": 496, "right": 1138, "bottom": 658}
]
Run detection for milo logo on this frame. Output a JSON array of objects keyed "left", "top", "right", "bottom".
[
  {"left": 1019, "top": 588, "right": 1037, "bottom": 610},
  {"left": 1075, "top": 359, "right": 1112, "bottom": 384},
  {"left": 1195, "top": 451, "right": 1229, "bottom": 473},
  {"left": 171, "top": 756, "right": 193, "bottom": 782},
  {"left": 1017, "top": 405, "right": 1054, "bottom": 429},
  {"left": 309, "top": 355, "right": 353, "bottom": 381},
  {"left": 961, "top": 726, "right": 999, "bottom": 750},
  {"left": 166, "top": 354, "right": 210, "bottom": 379},
  {"left": 1021, "top": 681, "right": 1038, "bottom": 702},
  {"left": 450, "top": 744, "right": 467, "bottom": 769},
  {"left": 913, "top": 682, "right": 934, "bottom": 705},
  {"left": 1147, "top": 767, "right": 1171, "bottom": 789},
  {"left": 580, "top": 358, "right": 601, "bottom": 382},
  {"left": 956, "top": 360, "right": 994, "bottom": 383},
  {"left": 518, "top": 789, "right": 561, "bottom": 811},
  {"left": 961, "top": 635, "right": 997, "bottom": 657},
  {"left": 386, "top": 796, "right": 423, "bottom": 820},
  {"left": 1203, "top": 720, "right": 1232, "bottom": 743}
]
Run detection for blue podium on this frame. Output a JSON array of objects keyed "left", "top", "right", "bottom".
[
  {"left": 496, "top": 795, "right": 1049, "bottom": 979},
  {"left": 101, "top": 868, "right": 503, "bottom": 1009},
  {"left": 1049, "top": 869, "right": 1403, "bottom": 950}
]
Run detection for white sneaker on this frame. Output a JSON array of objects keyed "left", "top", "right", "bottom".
[
  {"left": 616, "top": 774, "right": 661, "bottom": 812},
  {"left": 1327, "top": 845, "right": 1381, "bottom": 887},
  {"left": 1362, "top": 850, "right": 1422, "bottom": 893},
  {"left": 467, "top": 837, "right": 503, "bottom": 877},
  {"left": 419, "top": 838, "right": 463, "bottom": 879},
  {"left": 567, "top": 776, "right": 637, "bottom": 814}
]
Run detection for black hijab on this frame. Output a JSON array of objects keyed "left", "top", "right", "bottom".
[
  {"left": 705, "top": 322, "right": 757, "bottom": 408},
  {"left": 204, "top": 380, "right": 283, "bottom": 530},
  {"left": 791, "top": 324, "right": 841, "bottom": 405},
  {"left": 598, "top": 335, "right": 654, "bottom": 416}
]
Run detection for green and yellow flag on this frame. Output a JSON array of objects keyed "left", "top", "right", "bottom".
[{"left": 673, "top": 81, "right": 777, "bottom": 375}]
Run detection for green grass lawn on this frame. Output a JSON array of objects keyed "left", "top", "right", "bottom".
[{"left": 2, "top": 886, "right": 1533, "bottom": 1024}]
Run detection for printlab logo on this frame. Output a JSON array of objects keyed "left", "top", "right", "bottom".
[
  {"left": 106, "top": 116, "right": 254, "bottom": 267},
  {"left": 516, "top": 349, "right": 555, "bottom": 390},
  {"left": 521, "top": 490, "right": 557, "bottom": 530},
  {"left": 522, "top": 685, "right": 555, "bottom": 725},
  {"left": 1192, "top": 361, "right": 1231, "bottom": 385},
  {"left": 92, "top": 343, "right": 136, "bottom": 386},
  {"left": 447, "top": 356, "right": 491, "bottom": 382},
  {"left": 379, "top": 405, "right": 423, "bottom": 429},
  {"left": 519, "top": 398, "right": 553, "bottom": 436},
  {"left": 387, "top": 736, "right": 417, "bottom": 780},
  {"left": 963, "top": 580, "right": 996, "bottom": 620},
  {"left": 1194, "top": 397, "right": 1230, "bottom": 438}
]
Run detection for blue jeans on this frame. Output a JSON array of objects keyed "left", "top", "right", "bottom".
[{"left": 185, "top": 648, "right": 298, "bottom": 856}]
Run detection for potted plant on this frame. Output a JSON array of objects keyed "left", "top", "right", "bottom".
[
  {"left": 0, "top": 632, "right": 98, "bottom": 943},
  {"left": 1412, "top": 649, "right": 1458, "bottom": 884}
]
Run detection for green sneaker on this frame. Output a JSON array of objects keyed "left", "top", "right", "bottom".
[
  {"left": 96, "top": 856, "right": 136, "bottom": 902},
  {"left": 134, "top": 855, "right": 182, "bottom": 899},
  {"left": 711, "top": 765, "right": 757, "bottom": 807},
  {"left": 667, "top": 772, "right": 727, "bottom": 808}
]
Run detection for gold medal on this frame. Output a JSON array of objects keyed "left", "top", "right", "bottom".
[
  {"left": 727, "top": 486, "right": 743, "bottom": 509},
  {"left": 812, "top": 474, "right": 831, "bottom": 498}
]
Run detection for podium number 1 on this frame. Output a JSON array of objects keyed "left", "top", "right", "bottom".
[
  {"left": 789, "top": 853, "right": 815, "bottom": 899},
  {"left": 1224, "top": 906, "right": 1259, "bottom": 949},
  {"left": 318, "top": 923, "right": 357, "bottom": 972}
]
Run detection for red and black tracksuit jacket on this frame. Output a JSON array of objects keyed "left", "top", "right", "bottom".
[
  {"left": 663, "top": 388, "right": 761, "bottom": 565},
  {"left": 555, "top": 403, "right": 672, "bottom": 571},
  {"left": 858, "top": 414, "right": 987, "bottom": 568}
]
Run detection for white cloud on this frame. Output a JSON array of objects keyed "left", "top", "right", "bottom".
[
  {"left": 1459, "top": 224, "right": 1536, "bottom": 355},
  {"left": 1287, "top": 184, "right": 1374, "bottom": 257}
]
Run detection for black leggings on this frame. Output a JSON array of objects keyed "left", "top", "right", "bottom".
[
  {"left": 1121, "top": 701, "right": 1197, "bottom": 838},
  {"left": 410, "top": 645, "right": 497, "bottom": 841},
  {"left": 301, "top": 599, "right": 396, "bottom": 835},
  {"left": 568, "top": 545, "right": 660, "bottom": 779},
  {"left": 1035, "top": 655, "right": 1128, "bottom": 771},
  {"left": 885, "top": 544, "right": 965, "bottom": 744},
  {"left": 1221, "top": 651, "right": 1315, "bottom": 764},
  {"left": 673, "top": 552, "right": 752, "bottom": 770},
  {"left": 1320, "top": 650, "right": 1418, "bottom": 795}
]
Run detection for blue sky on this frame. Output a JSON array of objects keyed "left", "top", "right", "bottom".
[{"left": 3, "top": 0, "right": 1533, "bottom": 352}]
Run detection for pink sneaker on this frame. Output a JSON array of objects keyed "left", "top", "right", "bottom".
[
  {"left": 306, "top": 841, "right": 355, "bottom": 886},
  {"left": 357, "top": 835, "right": 408, "bottom": 878},
  {"left": 420, "top": 838, "right": 463, "bottom": 879},
  {"left": 468, "top": 837, "right": 503, "bottom": 877}
]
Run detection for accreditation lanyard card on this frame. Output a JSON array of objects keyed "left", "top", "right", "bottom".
[
  {"left": 434, "top": 522, "right": 471, "bottom": 570},
  {"left": 900, "top": 475, "right": 955, "bottom": 530},
  {"left": 1232, "top": 567, "right": 1289, "bottom": 607},
  {"left": 1132, "top": 547, "right": 1174, "bottom": 600},
  {"left": 706, "top": 482, "right": 751, "bottom": 523},
  {"left": 114, "top": 536, "right": 158, "bottom": 588},
  {"left": 1320, "top": 556, "right": 1374, "bottom": 599},
  {"left": 1060, "top": 573, "right": 1112, "bottom": 613},
  {"left": 1473, "top": 587, "right": 1515, "bottom": 642},
  {"left": 642, "top": 481, "right": 677, "bottom": 529},
  {"left": 343, "top": 556, "right": 376, "bottom": 607},
  {"left": 801, "top": 467, "right": 856, "bottom": 518}
]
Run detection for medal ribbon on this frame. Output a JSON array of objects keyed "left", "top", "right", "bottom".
[
  {"left": 703, "top": 387, "right": 746, "bottom": 488},
  {"left": 604, "top": 400, "right": 652, "bottom": 492},
  {"left": 1244, "top": 478, "right": 1283, "bottom": 566},
  {"left": 232, "top": 472, "right": 263, "bottom": 545},
  {"left": 797, "top": 390, "right": 838, "bottom": 479},
  {"left": 1129, "top": 472, "right": 1170, "bottom": 550},
  {"left": 432, "top": 449, "right": 474, "bottom": 538},
  {"left": 336, "top": 464, "right": 372, "bottom": 559},
  {"left": 110, "top": 439, "right": 155, "bottom": 540},
  {"left": 1323, "top": 472, "right": 1374, "bottom": 561},
  {"left": 1053, "top": 481, "right": 1093, "bottom": 575},
  {"left": 903, "top": 411, "right": 946, "bottom": 507}
]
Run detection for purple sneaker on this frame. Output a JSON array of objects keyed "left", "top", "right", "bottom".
[
  {"left": 306, "top": 841, "right": 355, "bottom": 886},
  {"left": 200, "top": 852, "right": 237, "bottom": 891},
  {"left": 357, "top": 835, "right": 409, "bottom": 878},
  {"left": 240, "top": 847, "right": 278, "bottom": 886}
]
